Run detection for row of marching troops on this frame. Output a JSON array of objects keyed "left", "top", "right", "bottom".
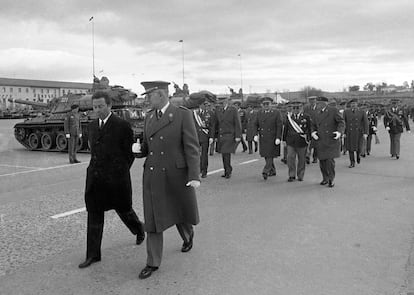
[{"left": 185, "top": 94, "right": 411, "bottom": 186}]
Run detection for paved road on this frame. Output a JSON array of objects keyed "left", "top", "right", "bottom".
[{"left": 1, "top": 118, "right": 414, "bottom": 294}]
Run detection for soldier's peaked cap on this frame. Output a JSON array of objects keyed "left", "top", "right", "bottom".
[
  {"left": 262, "top": 96, "right": 273, "bottom": 103},
  {"left": 348, "top": 98, "right": 358, "bottom": 103},
  {"left": 307, "top": 96, "right": 318, "bottom": 101},
  {"left": 316, "top": 96, "right": 328, "bottom": 102},
  {"left": 140, "top": 81, "right": 170, "bottom": 95},
  {"left": 71, "top": 104, "right": 79, "bottom": 109},
  {"left": 290, "top": 101, "right": 303, "bottom": 106}
]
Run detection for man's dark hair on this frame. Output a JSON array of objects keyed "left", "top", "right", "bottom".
[{"left": 92, "top": 91, "right": 111, "bottom": 105}]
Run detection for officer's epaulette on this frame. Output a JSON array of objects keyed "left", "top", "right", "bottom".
[
  {"left": 179, "top": 105, "right": 189, "bottom": 110},
  {"left": 146, "top": 108, "right": 155, "bottom": 113}
]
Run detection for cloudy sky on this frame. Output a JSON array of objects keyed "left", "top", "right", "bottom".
[{"left": 0, "top": 0, "right": 413, "bottom": 95}]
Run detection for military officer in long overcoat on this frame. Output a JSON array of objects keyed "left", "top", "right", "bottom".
[
  {"left": 135, "top": 81, "right": 200, "bottom": 279},
  {"left": 64, "top": 104, "right": 82, "bottom": 163},
  {"left": 282, "top": 102, "right": 312, "bottom": 182},
  {"left": 311, "top": 96, "right": 345, "bottom": 188},
  {"left": 245, "top": 104, "right": 258, "bottom": 154},
  {"left": 79, "top": 91, "right": 145, "bottom": 269},
  {"left": 383, "top": 98, "right": 411, "bottom": 159},
  {"left": 343, "top": 99, "right": 368, "bottom": 167},
  {"left": 210, "top": 97, "right": 242, "bottom": 178},
  {"left": 254, "top": 97, "right": 283, "bottom": 180}
]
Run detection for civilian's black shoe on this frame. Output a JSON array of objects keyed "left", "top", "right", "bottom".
[
  {"left": 356, "top": 158, "right": 360, "bottom": 164},
  {"left": 306, "top": 158, "right": 310, "bottom": 164},
  {"left": 74, "top": 160, "right": 81, "bottom": 163},
  {"left": 288, "top": 177, "right": 295, "bottom": 182},
  {"left": 78, "top": 257, "right": 101, "bottom": 269},
  {"left": 181, "top": 232, "right": 194, "bottom": 253},
  {"left": 361, "top": 154, "right": 366, "bottom": 158},
  {"left": 262, "top": 173, "right": 268, "bottom": 180},
  {"left": 349, "top": 163, "right": 355, "bottom": 168},
  {"left": 268, "top": 171, "right": 276, "bottom": 177},
  {"left": 201, "top": 172, "right": 207, "bottom": 178},
  {"left": 328, "top": 180, "right": 335, "bottom": 188},
  {"left": 136, "top": 231, "right": 145, "bottom": 245},
  {"left": 396, "top": 155, "right": 400, "bottom": 159},
  {"left": 320, "top": 180, "right": 328, "bottom": 185},
  {"left": 222, "top": 173, "right": 231, "bottom": 179},
  {"left": 298, "top": 178, "right": 303, "bottom": 181},
  {"left": 138, "top": 265, "right": 159, "bottom": 279}
]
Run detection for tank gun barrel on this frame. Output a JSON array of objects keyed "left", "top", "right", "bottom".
[{"left": 8, "top": 98, "right": 48, "bottom": 108}]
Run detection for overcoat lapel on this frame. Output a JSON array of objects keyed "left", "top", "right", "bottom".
[
  {"left": 318, "top": 109, "right": 330, "bottom": 124},
  {"left": 147, "top": 104, "right": 176, "bottom": 137}
]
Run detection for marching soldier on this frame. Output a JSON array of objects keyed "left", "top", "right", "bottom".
[
  {"left": 343, "top": 99, "right": 368, "bottom": 168},
  {"left": 211, "top": 97, "right": 242, "bottom": 179},
  {"left": 311, "top": 96, "right": 344, "bottom": 188},
  {"left": 282, "top": 102, "right": 312, "bottom": 182},
  {"left": 64, "top": 104, "right": 82, "bottom": 164},
  {"left": 245, "top": 104, "right": 258, "bottom": 154},
  {"left": 383, "top": 98, "right": 411, "bottom": 159},
  {"left": 366, "top": 104, "right": 378, "bottom": 156},
  {"left": 254, "top": 97, "right": 283, "bottom": 180},
  {"left": 303, "top": 96, "right": 318, "bottom": 163}
]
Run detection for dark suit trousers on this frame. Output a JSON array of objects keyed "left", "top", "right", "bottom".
[
  {"left": 389, "top": 133, "right": 401, "bottom": 156},
  {"left": 247, "top": 141, "right": 258, "bottom": 153},
  {"left": 319, "top": 158, "right": 335, "bottom": 182},
  {"left": 86, "top": 208, "right": 143, "bottom": 259},
  {"left": 287, "top": 145, "right": 306, "bottom": 179},
  {"left": 349, "top": 151, "right": 360, "bottom": 164},
  {"left": 366, "top": 134, "right": 373, "bottom": 153},
  {"left": 146, "top": 223, "right": 193, "bottom": 267},
  {"left": 68, "top": 136, "right": 78, "bottom": 162},
  {"left": 222, "top": 153, "right": 232, "bottom": 174},
  {"left": 200, "top": 141, "right": 209, "bottom": 174}
]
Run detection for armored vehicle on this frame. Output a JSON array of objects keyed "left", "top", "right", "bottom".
[{"left": 11, "top": 76, "right": 146, "bottom": 152}]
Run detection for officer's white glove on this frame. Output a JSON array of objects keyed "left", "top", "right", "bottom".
[
  {"left": 275, "top": 138, "right": 281, "bottom": 145},
  {"left": 385, "top": 127, "right": 390, "bottom": 131},
  {"left": 209, "top": 138, "right": 214, "bottom": 144},
  {"left": 408, "top": 130, "right": 411, "bottom": 134},
  {"left": 363, "top": 134, "right": 368, "bottom": 139},
  {"left": 333, "top": 131, "right": 341, "bottom": 140},
  {"left": 253, "top": 135, "right": 258, "bottom": 142},
  {"left": 372, "top": 126, "right": 377, "bottom": 132},
  {"left": 132, "top": 139, "right": 141, "bottom": 153},
  {"left": 65, "top": 134, "right": 70, "bottom": 138},
  {"left": 311, "top": 131, "right": 319, "bottom": 140},
  {"left": 235, "top": 137, "right": 241, "bottom": 142},
  {"left": 186, "top": 180, "right": 201, "bottom": 188},
  {"left": 79, "top": 134, "right": 82, "bottom": 138}
]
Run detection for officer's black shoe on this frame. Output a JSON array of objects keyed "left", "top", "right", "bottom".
[
  {"left": 396, "top": 155, "right": 400, "bottom": 159},
  {"left": 288, "top": 177, "right": 295, "bottom": 182},
  {"left": 262, "top": 173, "right": 268, "bottom": 180},
  {"left": 181, "top": 232, "right": 194, "bottom": 253},
  {"left": 268, "top": 171, "right": 276, "bottom": 177},
  {"left": 312, "top": 158, "right": 318, "bottom": 163},
  {"left": 138, "top": 265, "right": 159, "bottom": 279},
  {"left": 224, "top": 173, "right": 231, "bottom": 179},
  {"left": 320, "top": 180, "right": 328, "bottom": 185},
  {"left": 306, "top": 158, "right": 310, "bottom": 164},
  {"left": 73, "top": 160, "right": 81, "bottom": 163},
  {"left": 201, "top": 173, "right": 207, "bottom": 178},
  {"left": 248, "top": 151, "right": 253, "bottom": 154},
  {"left": 361, "top": 154, "right": 366, "bottom": 158},
  {"left": 136, "top": 231, "right": 145, "bottom": 245},
  {"left": 78, "top": 257, "right": 101, "bottom": 269},
  {"left": 356, "top": 157, "right": 360, "bottom": 164},
  {"left": 328, "top": 180, "right": 335, "bottom": 188},
  {"left": 367, "top": 152, "right": 370, "bottom": 155},
  {"left": 298, "top": 178, "right": 303, "bottom": 181},
  {"left": 349, "top": 163, "right": 355, "bottom": 168}
]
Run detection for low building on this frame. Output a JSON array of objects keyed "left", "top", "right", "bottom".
[{"left": 0, "top": 77, "right": 92, "bottom": 110}]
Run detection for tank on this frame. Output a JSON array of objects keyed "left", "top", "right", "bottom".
[{"left": 11, "top": 76, "right": 146, "bottom": 152}]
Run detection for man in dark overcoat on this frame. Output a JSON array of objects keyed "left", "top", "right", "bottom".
[
  {"left": 245, "top": 104, "right": 258, "bottom": 154},
  {"left": 282, "top": 102, "right": 312, "bottom": 182},
  {"left": 383, "top": 98, "right": 411, "bottom": 159},
  {"left": 210, "top": 97, "right": 242, "bottom": 178},
  {"left": 366, "top": 104, "right": 378, "bottom": 155},
  {"left": 254, "top": 97, "right": 283, "bottom": 180},
  {"left": 311, "top": 96, "right": 345, "bottom": 188},
  {"left": 303, "top": 96, "right": 319, "bottom": 163},
  {"left": 64, "top": 104, "right": 82, "bottom": 163},
  {"left": 135, "top": 81, "right": 200, "bottom": 279},
  {"left": 79, "top": 91, "right": 145, "bottom": 269},
  {"left": 343, "top": 99, "right": 368, "bottom": 167}
]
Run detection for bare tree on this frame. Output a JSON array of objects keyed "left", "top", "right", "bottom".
[{"left": 300, "top": 86, "right": 323, "bottom": 99}]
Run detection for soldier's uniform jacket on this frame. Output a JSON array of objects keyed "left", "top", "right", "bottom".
[
  {"left": 192, "top": 109, "right": 213, "bottom": 144},
  {"left": 255, "top": 108, "right": 283, "bottom": 157},
  {"left": 343, "top": 109, "right": 368, "bottom": 151},
  {"left": 137, "top": 104, "right": 200, "bottom": 233},
  {"left": 211, "top": 105, "right": 242, "bottom": 154},
  {"left": 282, "top": 112, "right": 312, "bottom": 148},
  {"left": 245, "top": 109, "right": 258, "bottom": 141},
  {"left": 383, "top": 107, "right": 410, "bottom": 134},
  {"left": 85, "top": 114, "right": 134, "bottom": 212},
  {"left": 64, "top": 112, "right": 81, "bottom": 136},
  {"left": 312, "top": 106, "right": 345, "bottom": 160},
  {"left": 367, "top": 111, "right": 378, "bottom": 135}
]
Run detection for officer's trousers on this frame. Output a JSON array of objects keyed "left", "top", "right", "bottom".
[
  {"left": 319, "top": 158, "right": 335, "bottom": 182},
  {"left": 389, "top": 132, "right": 401, "bottom": 156}
]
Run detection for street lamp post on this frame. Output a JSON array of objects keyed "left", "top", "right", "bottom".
[
  {"left": 89, "top": 16, "right": 95, "bottom": 77},
  {"left": 179, "top": 40, "right": 184, "bottom": 85},
  {"left": 238, "top": 54, "right": 243, "bottom": 101}
]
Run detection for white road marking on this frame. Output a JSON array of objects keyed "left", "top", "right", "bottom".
[
  {"left": 51, "top": 207, "right": 86, "bottom": 219},
  {"left": 0, "top": 164, "right": 42, "bottom": 169},
  {"left": 239, "top": 159, "right": 259, "bottom": 165},
  {"left": 0, "top": 162, "right": 86, "bottom": 177},
  {"left": 50, "top": 159, "right": 260, "bottom": 219}
]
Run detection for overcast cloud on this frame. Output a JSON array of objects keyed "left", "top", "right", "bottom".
[{"left": 0, "top": 0, "right": 413, "bottom": 94}]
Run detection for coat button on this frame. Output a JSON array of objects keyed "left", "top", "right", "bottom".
[
  {"left": 160, "top": 151, "right": 164, "bottom": 155},
  {"left": 149, "top": 151, "right": 153, "bottom": 155},
  {"left": 160, "top": 136, "right": 163, "bottom": 140},
  {"left": 150, "top": 137, "right": 153, "bottom": 141},
  {"left": 162, "top": 168, "right": 166, "bottom": 171},
  {"left": 150, "top": 167, "right": 154, "bottom": 170}
]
